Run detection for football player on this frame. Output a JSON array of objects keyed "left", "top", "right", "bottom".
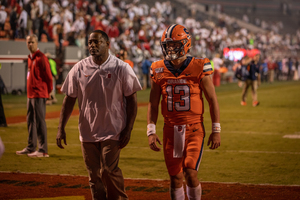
[{"left": 147, "top": 24, "right": 221, "bottom": 200}]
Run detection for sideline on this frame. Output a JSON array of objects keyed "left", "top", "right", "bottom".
[{"left": 1, "top": 171, "right": 300, "bottom": 188}]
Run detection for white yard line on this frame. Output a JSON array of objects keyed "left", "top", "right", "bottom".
[
  {"left": 283, "top": 135, "right": 300, "bottom": 139},
  {"left": 205, "top": 150, "right": 300, "bottom": 155},
  {"left": 224, "top": 131, "right": 283, "bottom": 135}
]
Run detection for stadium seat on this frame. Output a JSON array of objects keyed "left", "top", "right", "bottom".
[{"left": 14, "top": 38, "right": 26, "bottom": 41}]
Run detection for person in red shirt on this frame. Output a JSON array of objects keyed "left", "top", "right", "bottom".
[
  {"left": 105, "top": 20, "right": 120, "bottom": 38},
  {"left": 91, "top": 14, "right": 106, "bottom": 31},
  {"left": 267, "top": 57, "right": 277, "bottom": 83},
  {"left": 16, "top": 34, "right": 53, "bottom": 158}
]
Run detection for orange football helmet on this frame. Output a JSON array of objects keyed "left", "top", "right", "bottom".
[{"left": 161, "top": 24, "right": 192, "bottom": 61}]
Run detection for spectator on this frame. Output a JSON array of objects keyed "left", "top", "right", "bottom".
[
  {"left": 0, "top": 86, "right": 7, "bottom": 127},
  {"left": 18, "top": 7, "right": 28, "bottom": 38},
  {"left": 241, "top": 54, "right": 260, "bottom": 107},
  {"left": 242, "top": 14, "right": 249, "bottom": 23},
  {"left": 45, "top": 53, "right": 58, "bottom": 105},
  {"left": 75, "top": 30, "right": 86, "bottom": 59},
  {"left": 36, "top": 0, "right": 43, "bottom": 17},
  {"left": 38, "top": 11, "right": 50, "bottom": 42},
  {"left": 16, "top": 34, "right": 53, "bottom": 157},
  {"left": 138, "top": 24, "right": 148, "bottom": 42},
  {"left": 92, "top": 14, "right": 106, "bottom": 31},
  {"left": 49, "top": 10, "right": 61, "bottom": 27},
  {"left": 275, "top": 58, "right": 282, "bottom": 81},
  {"left": 71, "top": 15, "right": 85, "bottom": 34},
  {"left": 260, "top": 58, "right": 268, "bottom": 82},
  {"left": 63, "top": 18, "right": 72, "bottom": 40},
  {"left": 232, "top": 59, "right": 244, "bottom": 87},
  {"left": 0, "top": 6, "right": 7, "bottom": 31},
  {"left": 282, "top": 57, "right": 288, "bottom": 80},
  {"left": 30, "top": 0, "right": 39, "bottom": 35},
  {"left": 105, "top": 20, "right": 120, "bottom": 38},
  {"left": 267, "top": 57, "right": 277, "bottom": 83},
  {"left": 9, "top": 6, "right": 18, "bottom": 39},
  {"left": 118, "top": 49, "right": 134, "bottom": 68},
  {"left": 294, "top": 58, "right": 299, "bottom": 80},
  {"left": 0, "top": 137, "right": 4, "bottom": 159},
  {"left": 141, "top": 50, "right": 152, "bottom": 90},
  {"left": 287, "top": 57, "right": 293, "bottom": 80},
  {"left": 212, "top": 53, "right": 223, "bottom": 86},
  {"left": 63, "top": 6, "right": 73, "bottom": 23}
]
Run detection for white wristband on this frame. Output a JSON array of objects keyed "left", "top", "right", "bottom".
[
  {"left": 212, "top": 123, "right": 221, "bottom": 133},
  {"left": 147, "top": 124, "right": 156, "bottom": 137}
]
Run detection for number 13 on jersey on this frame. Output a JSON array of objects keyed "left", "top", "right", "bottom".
[{"left": 166, "top": 85, "right": 191, "bottom": 112}]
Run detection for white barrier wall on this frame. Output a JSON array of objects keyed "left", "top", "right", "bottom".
[{"left": 0, "top": 40, "right": 81, "bottom": 93}]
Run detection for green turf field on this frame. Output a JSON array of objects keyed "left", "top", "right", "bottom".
[{"left": 1, "top": 81, "right": 300, "bottom": 185}]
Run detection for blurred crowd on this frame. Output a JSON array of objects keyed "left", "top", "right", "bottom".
[{"left": 0, "top": 0, "right": 299, "bottom": 87}]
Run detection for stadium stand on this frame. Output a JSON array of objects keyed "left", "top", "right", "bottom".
[{"left": 0, "top": 0, "right": 299, "bottom": 92}]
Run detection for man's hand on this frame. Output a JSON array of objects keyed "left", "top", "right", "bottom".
[
  {"left": 56, "top": 128, "right": 67, "bottom": 149},
  {"left": 207, "top": 132, "right": 221, "bottom": 149},
  {"left": 119, "top": 128, "right": 131, "bottom": 149},
  {"left": 148, "top": 134, "right": 162, "bottom": 151}
]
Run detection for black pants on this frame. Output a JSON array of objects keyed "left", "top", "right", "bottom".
[{"left": 0, "top": 93, "right": 7, "bottom": 125}]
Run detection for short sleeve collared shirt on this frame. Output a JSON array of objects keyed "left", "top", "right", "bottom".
[{"left": 61, "top": 55, "right": 142, "bottom": 142}]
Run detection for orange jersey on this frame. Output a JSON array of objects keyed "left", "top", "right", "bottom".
[{"left": 150, "top": 56, "right": 213, "bottom": 125}]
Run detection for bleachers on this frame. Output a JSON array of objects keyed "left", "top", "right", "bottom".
[
  {"left": 0, "top": 16, "right": 10, "bottom": 39},
  {"left": 187, "top": 0, "right": 300, "bottom": 35}
]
